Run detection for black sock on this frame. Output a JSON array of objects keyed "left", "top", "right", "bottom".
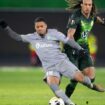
[
  {"left": 65, "top": 80, "right": 78, "bottom": 98},
  {"left": 91, "top": 78, "right": 95, "bottom": 83}
]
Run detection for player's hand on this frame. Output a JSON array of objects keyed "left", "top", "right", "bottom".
[
  {"left": 0, "top": 20, "right": 8, "bottom": 29},
  {"left": 98, "top": 17, "right": 105, "bottom": 26},
  {"left": 102, "top": 19, "right": 105, "bottom": 26},
  {"left": 78, "top": 48, "right": 88, "bottom": 58},
  {"left": 96, "top": 16, "right": 105, "bottom": 26}
]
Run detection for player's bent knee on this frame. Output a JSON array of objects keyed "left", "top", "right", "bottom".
[
  {"left": 73, "top": 71, "right": 84, "bottom": 82},
  {"left": 47, "top": 76, "right": 60, "bottom": 85}
]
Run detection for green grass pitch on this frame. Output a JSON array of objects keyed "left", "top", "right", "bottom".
[{"left": 0, "top": 67, "right": 105, "bottom": 105}]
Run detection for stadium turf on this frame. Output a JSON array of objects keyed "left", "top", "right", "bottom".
[{"left": 0, "top": 67, "right": 105, "bottom": 105}]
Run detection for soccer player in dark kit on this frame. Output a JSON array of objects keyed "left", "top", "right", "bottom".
[{"left": 64, "top": 0, "right": 105, "bottom": 98}]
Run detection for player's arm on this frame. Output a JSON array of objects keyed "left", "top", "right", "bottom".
[
  {"left": 65, "top": 30, "right": 87, "bottom": 57},
  {"left": 67, "top": 27, "right": 76, "bottom": 39},
  {"left": 66, "top": 28, "right": 82, "bottom": 50},
  {"left": 65, "top": 14, "right": 87, "bottom": 55},
  {"left": 66, "top": 15, "right": 81, "bottom": 50},
  {"left": 0, "top": 20, "right": 22, "bottom": 41},
  {"left": 56, "top": 30, "right": 86, "bottom": 56}
]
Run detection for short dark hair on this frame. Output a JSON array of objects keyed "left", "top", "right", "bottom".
[{"left": 34, "top": 17, "right": 47, "bottom": 24}]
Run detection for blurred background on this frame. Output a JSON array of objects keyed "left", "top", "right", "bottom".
[{"left": 0, "top": 0, "right": 105, "bottom": 66}]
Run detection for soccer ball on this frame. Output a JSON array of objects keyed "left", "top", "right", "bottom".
[{"left": 49, "top": 97, "right": 64, "bottom": 105}]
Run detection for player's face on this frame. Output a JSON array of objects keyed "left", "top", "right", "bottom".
[
  {"left": 81, "top": 0, "right": 92, "bottom": 16},
  {"left": 35, "top": 21, "right": 47, "bottom": 35}
]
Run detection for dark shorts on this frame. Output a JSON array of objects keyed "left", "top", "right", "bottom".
[
  {"left": 64, "top": 45, "right": 94, "bottom": 71},
  {"left": 78, "top": 54, "right": 93, "bottom": 70}
]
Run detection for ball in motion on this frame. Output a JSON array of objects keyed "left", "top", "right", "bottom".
[{"left": 49, "top": 97, "right": 64, "bottom": 105}]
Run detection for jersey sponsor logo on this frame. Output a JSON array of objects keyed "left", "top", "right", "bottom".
[{"left": 35, "top": 43, "right": 53, "bottom": 49}]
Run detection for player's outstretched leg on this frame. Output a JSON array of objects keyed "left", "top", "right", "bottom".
[
  {"left": 73, "top": 71, "right": 105, "bottom": 92},
  {"left": 49, "top": 83, "right": 75, "bottom": 105},
  {"left": 46, "top": 75, "right": 75, "bottom": 105},
  {"left": 65, "top": 80, "right": 78, "bottom": 98},
  {"left": 91, "top": 84, "right": 105, "bottom": 92}
]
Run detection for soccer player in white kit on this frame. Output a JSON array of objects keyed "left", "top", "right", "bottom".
[{"left": 0, "top": 17, "right": 104, "bottom": 105}]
